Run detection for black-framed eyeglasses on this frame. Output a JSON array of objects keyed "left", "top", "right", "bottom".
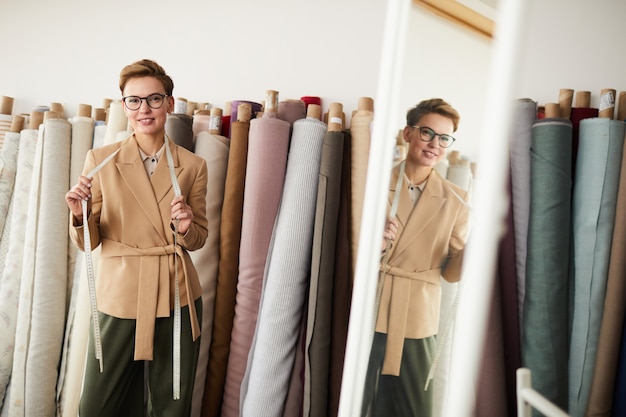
[
  {"left": 413, "top": 125, "right": 456, "bottom": 148},
  {"left": 122, "top": 93, "right": 168, "bottom": 111}
]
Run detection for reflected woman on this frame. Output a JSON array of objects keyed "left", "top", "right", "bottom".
[{"left": 361, "top": 98, "right": 470, "bottom": 417}]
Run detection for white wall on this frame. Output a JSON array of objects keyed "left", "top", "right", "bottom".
[
  {"left": 0, "top": 0, "right": 493, "bottom": 162},
  {"left": 516, "top": 0, "right": 626, "bottom": 110}
]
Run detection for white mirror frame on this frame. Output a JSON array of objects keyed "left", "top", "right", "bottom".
[{"left": 337, "top": 0, "right": 530, "bottom": 415}]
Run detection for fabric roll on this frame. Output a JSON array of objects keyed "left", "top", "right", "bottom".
[
  {"left": 521, "top": 118, "right": 573, "bottom": 413},
  {"left": 166, "top": 113, "right": 194, "bottom": 151},
  {"left": 569, "top": 118, "right": 625, "bottom": 417},
  {"left": 508, "top": 99, "right": 536, "bottom": 332},
  {"left": 278, "top": 99, "right": 307, "bottom": 127},
  {"left": 300, "top": 96, "right": 322, "bottom": 112},
  {"left": 586, "top": 115, "right": 626, "bottom": 416},
  {"left": 240, "top": 115, "right": 327, "bottom": 417},
  {"left": 92, "top": 122, "right": 107, "bottom": 149},
  {"left": 304, "top": 130, "right": 345, "bottom": 417},
  {"left": 494, "top": 171, "right": 522, "bottom": 417},
  {"left": 190, "top": 131, "right": 230, "bottom": 417},
  {"left": 9, "top": 119, "right": 72, "bottom": 416},
  {"left": 221, "top": 113, "right": 290, "bottom": 417},
  {"left": 192, "top": 113, "right": 212, "bottom": 142},
  {"left": 0, "top": 130, "right": 34, "bottom": 408},
  {"left": 221, "top": 115, "right": 231, "bottom": 139},
  {"left": 0, "top": 132, "right": 20, "bottom": 243},
  {"left": 349, "top": 104, "right": 373, "bottom": 280},
  {"left": 103, "top": 101, "right": 128, "bottom": 145},
  {"left": 0, "top": 114, "right": 12, "bottom": 149},
  {"left": 570, "top": 107, "right": 599, "bottom": 176},
  {"left": 201, "top": 117, "right": 251, "bottom": 417},
  {"left": 230, "top": 100, "right": 262, "bottom": 137},
  {"left": 432, "top": 161, "right": 473, "bottom": 417},
  {"left": 51, "top": 115, "right": 93, "bottom": 416}
]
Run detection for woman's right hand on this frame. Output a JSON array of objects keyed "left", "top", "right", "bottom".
[
  {"left": 381, "top": 217, "right": 398, "bottom": 251},
  {"left": 65, "top": 175, "right": 92, "bottom": 222}
]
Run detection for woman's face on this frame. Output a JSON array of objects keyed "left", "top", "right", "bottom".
[
  {"left": 403, "top": 112, "right": 454, "bottom": 168},
  {"left": 122, "top": 76, "right": 173, "bottom": 137}
]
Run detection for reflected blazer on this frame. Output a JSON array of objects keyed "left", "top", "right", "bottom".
[
  {"left": 69, "top": 134, "right": 208, "bottom": 361},
  {"left": 375, "top": 163, "right": 470, "bottom": 376}
]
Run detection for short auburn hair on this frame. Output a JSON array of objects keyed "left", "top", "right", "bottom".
[
  {"left": 406, "top": 98, "right": 460, "bottom": 132},
  {"left": 119, "top": 59, "right": 174, "bottom": 96}
]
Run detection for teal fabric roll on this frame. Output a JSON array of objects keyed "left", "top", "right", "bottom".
[
  {"left": 569, "top": 118, "right": 625, "bottom": 417},
  {"left": 521, "top": 118, "right": 572, "bottom": 413}
]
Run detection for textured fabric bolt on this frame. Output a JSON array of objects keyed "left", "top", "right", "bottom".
[
  {"left": 202, "top": 117, "right": 250, "bottom": 417},
  {"left": 103, "top": 101, "right": 128, "bottom": 145},
  {"left": 0, "top": 130, "right": 35, "bottom": 408},
  {"left": 304, "top": 130, "right": 345, "bottom": 417},
  {"left": 166, "top": 114, "right": 194, "bottom": 152},
  {"left": 7, "top": 119, "right": 72, "bottom": 416},
  {"left": 569, "top": 118, "right": 625, "bottom": 417},
  {"left": 0, "top": 132, "right": 19, "bottom": 241},
  {"left": 189, "top": 131, "right": 230, "bottom": 417},
  {"left": 586, "top": 116, "right": 626, "bottom": 416},
  {"left": 240, "top": 115, "right": 326, "bottom": 417},
  {"left": 508, "top": 99, "right": 536, "bottom": 332},
  {"left": 221, "top": 111, "right": 290, "bottom": 417},
  {"left": 521, "top": 118, "right": 573, "bottom": 413}
]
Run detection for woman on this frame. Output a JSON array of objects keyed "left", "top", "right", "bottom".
[
  {"left": 362, "top": 98, "right": 470, "bottom": 417},
  {"left": 65, "top": 59, "right": 208, "bottom": 416}
]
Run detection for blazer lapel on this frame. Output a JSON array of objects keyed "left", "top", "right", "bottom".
[
  {"left": 151, "top": 141, "right": 183, "bottom": 204},
  {"left": 391, "top": 170, "right": 447, "bottom": 260},
  {"left": 116, "top": 135, "right": 167, "bottom": 239}
]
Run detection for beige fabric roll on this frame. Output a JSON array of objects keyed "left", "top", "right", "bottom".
[
  {"left": 348, "top": 98, "right": 373, "bottom": 278},
  {"left": 190, "top": 132, "right": 230, "bottom": 417},
  {"left": 103, "top": 101, "right": 128, "bottom": 145}
]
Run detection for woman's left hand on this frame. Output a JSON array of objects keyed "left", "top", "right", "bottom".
[{"left": 171, "top": 195, "right": 194, "bottom": 235}]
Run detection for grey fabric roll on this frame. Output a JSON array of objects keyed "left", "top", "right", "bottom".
[
  {"left": 521, "top": 118, "right": 573, "bottom": 414},
  {"left": 304, "top": 130, "right": 345, "bottom": 417},
  {"left": 568, "top": 118, "right": 625, "bottom": 417},
  {"left": 509, "top": 99, "right": 537, "bottom": 331},
  {"left": 241, "top": 116, "right": 327, "bottom": 417}
]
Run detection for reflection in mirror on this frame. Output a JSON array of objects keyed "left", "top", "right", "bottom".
[{"left": 338, "top": 0, "right": 529, "bottom": 415}]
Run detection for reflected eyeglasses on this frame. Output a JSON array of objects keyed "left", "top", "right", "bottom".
[
  {"left": 413, "top": 125, "right": 456, "bottom": 148},
  {"left": 122, "top": 93, "right": 168, "bottom": 111}
]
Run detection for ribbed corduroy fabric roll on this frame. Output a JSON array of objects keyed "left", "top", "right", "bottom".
[
  {"left": 166, "top": 113, "right": 194, "bottom": 151},
  {"left": 586, "top": 113, "right": 626, "bottom": 416},
  {"left": 9, "top": 118, "right": 72, "bottom": 416},
  {"left": 221, "top": 111, "right": 290, "bottom": 417},
  {"left": 202, "top": 116, "right": 251, "bottom": 417},
  {"left": 509, "top": 99, "right": 536, "bottom": 331},
  {"left": 304, "top": 130, "right": 345, "bottom": 417},
  {"left": 521, "top": 118, "right": 573, "bottom": 414},
  {"left": 190, "top": 131, "right": 230, "bottom": 417},
  {"left": 240, "top": 115, "right": 327, "bottom": 417},
  {"left": 569, "top": 118, "right": 625, "bottom": 417},
  {"left": 0, "top": 129, "right": 37, "bottom": 409},
  {"left": 348, "top": 102, "right": 373, "bottom": 280}
]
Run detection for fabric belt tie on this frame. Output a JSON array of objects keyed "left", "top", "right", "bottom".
[
  {"left": 379, "top": 266, "right": 441, "bottom": 376},
  {"left": 100, "top": 239, "right": 201, "bottom": 360}
]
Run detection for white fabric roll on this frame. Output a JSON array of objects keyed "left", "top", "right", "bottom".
[
  {"left": 0, "top": 114, "right": 12, "bottom": 149},
  {"left": 0, "top": 132, "right": 21, "bottom": 266},
  {"left": 241, "top": 117, "right": 326, "bottom": 417},
  {"left": 103, "top": 101, "right": 128, "bottom": 145}
]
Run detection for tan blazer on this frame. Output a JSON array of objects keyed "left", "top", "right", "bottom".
[
  {"left": 69, "top": 134, "right": 208, "bottom": 361},
  {"left": 375, "top": 164, "right": 469, "bottom": 376}
]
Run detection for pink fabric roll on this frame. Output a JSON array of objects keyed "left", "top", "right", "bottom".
[
  {"left": 278, "top": 100, "right": 306, "bottom": 128},
  {"left": 221, "top": 112, "right": 290, "bottom": 417}
]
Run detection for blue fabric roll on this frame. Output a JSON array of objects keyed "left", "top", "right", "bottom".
[
  {"left": 521, "top": 118, "right": 573, "bottom": 413},
  {"left": 569, "top": 118, "right": 625, "bottom": 417}
]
